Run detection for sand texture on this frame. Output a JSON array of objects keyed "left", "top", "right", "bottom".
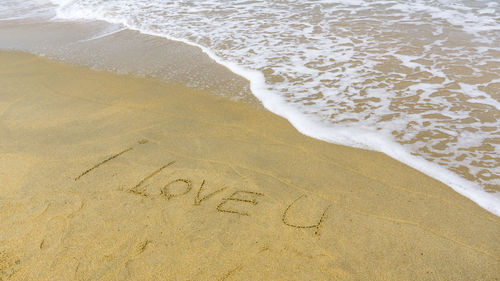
[{"left": 0, "top": 51, "right": 499, "bottom": 280}]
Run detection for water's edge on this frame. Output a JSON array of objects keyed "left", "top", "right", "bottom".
[
  {"left": 1, "top": 14, "right": 498, "bottom": 216},
  {"left": 93, "top": 19, "right": 500, "bottom": 216}
]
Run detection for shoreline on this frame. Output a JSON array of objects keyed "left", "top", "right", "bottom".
[
  {"left": 0, "top": 51, "right": 499, "bottom": 280},
  {"left": 1, "top": 15, "right": 498, "bottom": 215}
]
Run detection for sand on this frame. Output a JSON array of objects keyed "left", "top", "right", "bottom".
[{"left": 0, "top": 51, "right": 499, "bottom": 280}]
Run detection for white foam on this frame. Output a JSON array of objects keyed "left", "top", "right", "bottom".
[
  {"left": 0, "top": 0, "right": 54, "bottom": 20},
  {"left": 75, "top": 25, "right": 127, "bottom": 43},
  {"left": 459, "top": 83, "right": 500, "bottom": 109}
]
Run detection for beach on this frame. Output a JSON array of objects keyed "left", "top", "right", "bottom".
[{"left": 1, "top": 51, "right": 499, "bottom": 280}]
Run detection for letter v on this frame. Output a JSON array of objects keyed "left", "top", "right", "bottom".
[{"left": 194, "top": 180, "right": 228, "bottom": 205}]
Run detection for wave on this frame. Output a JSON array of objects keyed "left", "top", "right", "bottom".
[{"left": 2, "top": 0, "right": 499, "bottom": 215}]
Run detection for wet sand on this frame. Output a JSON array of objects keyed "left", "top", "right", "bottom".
[{"left": 0, "top": 51, "right": 499, "bottom": 280}]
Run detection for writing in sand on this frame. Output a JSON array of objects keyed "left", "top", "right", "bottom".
[{"left": 74, "top": 139, "right": 332, "bottom": 236}]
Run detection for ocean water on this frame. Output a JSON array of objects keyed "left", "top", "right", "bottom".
[{"left": 1, "top": 0, "right": 499, "bottom": 215}]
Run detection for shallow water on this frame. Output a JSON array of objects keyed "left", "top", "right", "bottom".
[{"left": 1, "top": 0, "right": 499, "bottom": 214}]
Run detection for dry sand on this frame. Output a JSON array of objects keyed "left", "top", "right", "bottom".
[{"left": 0, "top": 51, "right": 499, "bottom": 280}]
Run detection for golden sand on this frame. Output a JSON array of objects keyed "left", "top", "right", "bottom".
[{"left": 0, "top": 51, "right": 499, "bottom": 280}]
